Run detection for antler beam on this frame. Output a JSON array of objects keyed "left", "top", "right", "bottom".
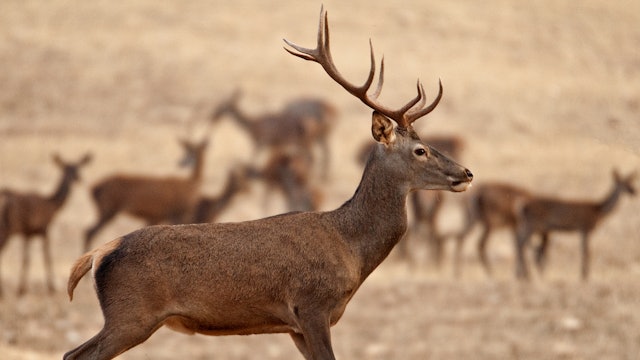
[{"left": 284, "top": 5, "right": 442, "bottom": 129}]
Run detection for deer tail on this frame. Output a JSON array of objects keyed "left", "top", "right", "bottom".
[{"left": 67, "top": 237, "right": 123, "bottom": 301}]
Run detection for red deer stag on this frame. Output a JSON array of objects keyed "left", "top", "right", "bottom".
[
  {"left": 0, "top": 153, "right": 91, "bottom": 296},
  {"left": 64, "top": 7, "right": 472, "bottom": 360},
  {"left": 451, "top": 182, "right": 531, "bottom": 278},
  {"left": 83, "top": 138, "right": 208, "bottom": 251},
  {"left": 515, "top": 169, "right": 636, "bottom": 281},
  {"left": 211, "top": 90, "right": 337, "bottom": 179}
]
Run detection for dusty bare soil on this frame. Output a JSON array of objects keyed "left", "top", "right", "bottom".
[{"left": 1, "top": 0, "right": 639, "bottom": 359}]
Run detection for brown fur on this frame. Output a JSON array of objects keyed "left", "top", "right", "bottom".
[
  {"left": 84, "top": 139, "right": 208, "bottom": 251},
  {"left": 67, "top": 238, "right": 123, "bottom": 301}
]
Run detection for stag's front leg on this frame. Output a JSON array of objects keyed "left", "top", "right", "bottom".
[{"left": 291, "top": 311, "right": 336, "bottom": 360}]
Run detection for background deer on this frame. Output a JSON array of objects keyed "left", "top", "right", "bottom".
[
  {"left": 190, "top": 165, "right": 252, "bottom": 223},
  {"left": 0, "top": 153, "right": 91, "bottom": 297},
  {"left": 250, "top": 145, "right": 323, "bottom": 213},
  {"left": 515, "top": 169, "right": 636, "bottom": 281},
  {"left": 450, "top": 182, "right": 531, "bottom": 278},
  {"left": 63, "top": 7, "right": 472, "bottom": 360},
  {"left": 211, "top": 90, "right": 337, "bottom": 179},
  {"left": 83, "top": 138, "right": 208, "bottom": 251}
]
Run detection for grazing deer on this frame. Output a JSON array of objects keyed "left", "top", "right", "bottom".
[
  {"left": 251, "top": 146, "right": 323, "bottom": 213},
  {"left": 190, "top": 165, "right": 252, "bottom": 223},
  {"left": 451, "top": 182, "right": 531, "bottom": 278},
  {"left": 356, "top": 136, "right": 464, "bottom": 266},
  {"left": 0, "top": 153, "right": 91, "bottom": 297},
  {"left": 64, "top": 7, "right": 472, "bottom": 360},
  {"left": 211, "top": 90, "right": 337, "bottom": 179},
  {"left": 514, "top": 169, "right": 636, "bottom": 281},
  {"left": 83, "top": 138, "right": 208, "bottom": 251}
]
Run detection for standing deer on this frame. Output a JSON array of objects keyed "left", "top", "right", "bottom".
[
  {"left": 251, "top": 146, "right": 323, "bottom": 213},
  {"left": 83, "top": 138, "right": 208, "bottom": 251},
  {"left": 451, "top": 182, "right": 531, "bottom": 278},
  {"left": 190, "top": 165, "right": 252, "bottom": 223},
  {"left": 64, "top": 7, "right": 472, "bottom": 360},
  {"left": 211, "top": 90, "right": 337, "bottom": 179},
  {"left": 514, "top": 169, "right": 636, "bottom": 281},
  {"left": 0, "top": 153, "right": 91, "bottom": 297}
]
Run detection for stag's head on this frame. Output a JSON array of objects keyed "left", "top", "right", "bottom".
[{"left": 284, "top": 6, "right": 472, "bottom": 192}]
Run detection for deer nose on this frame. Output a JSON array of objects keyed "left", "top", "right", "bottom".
[{"left": 464, "top": 169, "right": 473, "bottom": 180}]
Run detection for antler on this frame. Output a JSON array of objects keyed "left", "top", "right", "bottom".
[{"left": 284, "top": 5, "right": 443, "bottom": 129}]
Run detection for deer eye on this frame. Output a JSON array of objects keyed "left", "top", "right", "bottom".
[{"left": 414, "top": 148, "right": 427, "bottom": 156}]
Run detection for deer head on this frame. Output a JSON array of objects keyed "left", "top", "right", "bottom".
[{"left": 284, "top": 6, "right": 472, "bottom": 192}]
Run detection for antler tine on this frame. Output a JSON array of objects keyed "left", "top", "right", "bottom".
[
  {"left": 369, "top": 52, "right": 384, "bottom": 100},
  {"left": 405, "top": 79, "right": 443, "bottom": 125},
  {"left": 285, "top": 8, "right": 377, "bottom": 96},
  {"left": 284, "top": 6, "right": 443, "bottom": 128}
]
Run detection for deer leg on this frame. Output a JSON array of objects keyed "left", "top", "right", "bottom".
[
  {"left": 427, "top": 222, "right": 445, "bottom": 269},
  {"left": 0, "top": 231, "right": 9, "bottom": 297},
  {"left": 580, "top": 232, "right": 591, "bottom": 281},
  {"left": 42, "top": 233, "right": 55, "bottom": 294},
  {"left": 293, "top": 311, "right": 336, "bottom": 360},
  {"left": 63, "top": 319, "right": 161, "bottom": 360},
  {"left": 290, "top": 332, "right": 313, "bottom": 360},
  {"left": 17, "top": 236, "right": 31, "bottom": 296},
  {"left": 477, "top": 226, "right": 493, "bottom": 277},
  {"left": 452, "top": 233, "right": 465, "bottom": 278},
  {"left": 452, "top": 215, "right": 476, "bottom": 278},
  {"left": 514, "top": 225, "right": 531, "bottom": 281},
  {"left": 534, "top": 232, "right": 550, "bottom": 275}
]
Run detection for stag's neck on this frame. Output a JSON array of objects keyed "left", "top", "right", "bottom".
[
  {"left": 49, "top": 174, "right": 73, "bottom": 209},
  {"left": 332, "top": 151, "right": 409, "bottom": 280},
  {"left": 597, "top": 182, "right": 624, "bottom": 216}
]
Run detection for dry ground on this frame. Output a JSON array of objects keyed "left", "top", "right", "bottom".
[{"left": 1, "top": 0, "right": 639, "bottom": 359}]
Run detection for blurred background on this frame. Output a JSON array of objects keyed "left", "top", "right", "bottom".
[{"left": 0, "top": 0, "right": 639, "bottom": 359}]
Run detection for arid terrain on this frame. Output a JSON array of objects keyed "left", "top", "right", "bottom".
[{"left": 1, "top": 1, "right": 639, "bottom": 359}]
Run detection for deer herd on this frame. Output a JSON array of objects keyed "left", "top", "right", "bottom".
[{"left": 0, "top": 6, "right": 636, "bottom": 360}]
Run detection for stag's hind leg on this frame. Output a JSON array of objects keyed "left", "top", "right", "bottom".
[{"left": 64, "top": 317, "right": 163, "bottom": 360}]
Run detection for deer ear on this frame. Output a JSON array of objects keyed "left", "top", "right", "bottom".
[
  {"left": 80, "top": 153, "right": 93, "bottom": 166},
  {"left": 371, "top": 111, "right": 395, "bottom": 145}
]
